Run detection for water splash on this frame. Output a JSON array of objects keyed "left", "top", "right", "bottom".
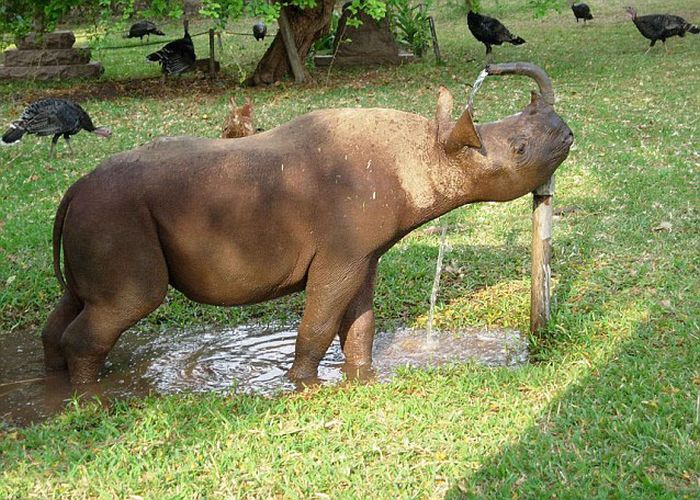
[
  {"left": 467, "top": 68, "right": 489, "bottom": 115},
  {"left": 426, "top": 223, "right": 449, "bottom": 345}
]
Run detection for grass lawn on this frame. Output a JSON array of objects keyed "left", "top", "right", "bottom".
[{"left": 1, "top": 0, "right": 699, "bottom": 496}]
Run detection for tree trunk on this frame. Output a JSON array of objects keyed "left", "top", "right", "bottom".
[{"left": 245, "top": 0, "right": 335, "bottom": 86}]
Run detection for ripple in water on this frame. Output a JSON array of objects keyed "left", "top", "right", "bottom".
[{"left": 138, "top": 325, "right": 346, "bottom": 396}]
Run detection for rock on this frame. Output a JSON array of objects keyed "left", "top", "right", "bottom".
[
  {"left": 0, "top": 61, "right": 104, "bottom": 81},
  {"left": 3, "top": 48, "right": 91, "bottom": 67},
  {"left": 15, "top": 31, "right": 76, "bottom": 50},
  {"left": 2, "top": 31, "right": 103, "bottom": 81}
]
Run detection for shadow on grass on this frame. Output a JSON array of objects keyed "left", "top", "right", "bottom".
[
  {"left": 445, "top": 313, "right": 699, "bottom": 496},
  {"left": 376, "top": 239, "right": 533, "bottom": 329}
]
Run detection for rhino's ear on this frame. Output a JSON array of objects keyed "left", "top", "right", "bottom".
[{"left": 444, "top": 108, "right": 482, "bottom": 154}]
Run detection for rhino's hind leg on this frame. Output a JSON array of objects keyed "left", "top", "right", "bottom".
[
  {"left": 57, "top": 210, "right": 170, "bottom": 384},
  {"left": 288, "top": 258, "right": 374, "bottom": 382},
  {"left": 41, "top": 292, "right": 82, "bottom": 370},
  {"left": 60, "top": 291, "right": 166, "bottom": 384},
  {"left": 337, "top": 259, "right": 378, "bottom": 374}
]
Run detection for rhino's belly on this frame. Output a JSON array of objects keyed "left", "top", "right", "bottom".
[
  {"left": 171, "top": 268, "right": 308, "bottom": 306},
  {"left": 154, "top": 213, "right": 315, "bottom": 306},
  {"left": 164, "top": 239, "right": 312, "bottom": 306}
]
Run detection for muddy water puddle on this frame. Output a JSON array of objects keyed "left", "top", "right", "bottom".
[{"left": 1, "top": 324, "right": 527, "bottom": 427}]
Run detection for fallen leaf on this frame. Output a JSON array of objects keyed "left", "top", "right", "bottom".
[
  {"left": 553, "top": 205, "right": 581, "bottom": 216},
  {"left": 652, "top": 221, "right": 672, "bottom": 232}
]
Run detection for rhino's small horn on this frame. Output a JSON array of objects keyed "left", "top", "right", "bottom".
[
  {"left": 435, "top": 86, "right": 453, "bottom": 126},
  {"left": 435, "top": 86, "right": 454, "bottom": 144},
  {"left": 444, "top": 108, "right": 482, "bottom": 154}
]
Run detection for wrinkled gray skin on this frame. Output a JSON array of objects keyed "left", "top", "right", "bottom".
[{"left": 43, "top": 80, "right": 573, "bottom": 385}]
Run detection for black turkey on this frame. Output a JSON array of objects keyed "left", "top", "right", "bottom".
[
  {"left": 467, "top": 9, "right": 525, "bottom": 60},
  {"left": 146, "top": 27, "right": 196, "bottom": 76},
  {"left": 1, "top": 98, "right": 111, "bottom": 159},
  {"left": 253, "top": 21, "right": 267, "bottom": 41},
  {"left": 568, "top": 1, "right": 593, "bottom": 25},
  {"left": 626, "top": 6, "right": 699, "bottom": 53},
  {"left": 126, "top": 21, "right": 165, "bottom": 41}
]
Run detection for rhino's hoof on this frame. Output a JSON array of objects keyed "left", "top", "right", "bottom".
[
  {"left": 66, "top": 358, "right": 103, "bottom": 385},
  {"left": 287, "top": 363, "right": 319, "bottom": 383}
]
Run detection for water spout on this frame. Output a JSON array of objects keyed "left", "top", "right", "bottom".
[{"left": 485, "top": 62, "right": 556, "bottom": 105}]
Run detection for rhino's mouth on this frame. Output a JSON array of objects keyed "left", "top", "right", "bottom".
[
  {"left": 564, "top": 130, "right": 574, "bottom": 148},
  {"left": 551, "top": 131, "right": 574, "bottom": 167}
]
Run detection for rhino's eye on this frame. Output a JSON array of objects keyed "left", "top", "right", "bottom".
[{"left": 515, "top": 142, "right": 527, "bottom": 155}]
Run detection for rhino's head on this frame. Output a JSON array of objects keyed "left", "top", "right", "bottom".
[{"left": 437, "top": 63, "right": 573, "bottom": 202}]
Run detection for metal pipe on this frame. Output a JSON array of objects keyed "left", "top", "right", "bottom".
[{"left": 485, "top": 62, "right": 555, "bottom": 105}]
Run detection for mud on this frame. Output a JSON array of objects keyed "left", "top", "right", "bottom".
[{"left": 0, "top": 324, "right": 527, "bottom": 427}]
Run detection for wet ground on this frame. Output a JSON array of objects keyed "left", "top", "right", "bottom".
[{"left": 0, "top": 324, "right": 527, "bottom": 427}]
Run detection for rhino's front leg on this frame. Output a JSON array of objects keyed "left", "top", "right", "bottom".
[{"left": 288, "top": 257, "right": 373, "bottom": 382}]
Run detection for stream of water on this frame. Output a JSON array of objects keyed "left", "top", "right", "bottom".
[
  {"left": 425, "top": 69, "right": 492, "bottom": 344},
  {"left": 467, "top": 68, "right": 489, "bottom": 115}
]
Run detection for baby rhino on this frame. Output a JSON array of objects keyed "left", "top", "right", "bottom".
[{"left": 42, "top": 63, "right": 573, "bottom": 385}]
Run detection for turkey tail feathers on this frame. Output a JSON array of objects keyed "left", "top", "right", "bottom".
[
  {"left": 1, "top": 124, "right": 25, "bottom": 145},
  {"left": 164, "top": 55, "right": 193, "bottom": 75}
]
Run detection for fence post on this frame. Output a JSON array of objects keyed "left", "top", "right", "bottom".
[
  {"left": 428, "top": 16, "right": 441, "bottom": 63},
  {"left": 530, "top": 175, "right": 555, "bottom": 335},
  {"left": 208, "top": 29, "right": 216, "bottom": 79}
]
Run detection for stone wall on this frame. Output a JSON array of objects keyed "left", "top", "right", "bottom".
[{"left": 0, "top": 31, "right": 104, "bottom": 81}]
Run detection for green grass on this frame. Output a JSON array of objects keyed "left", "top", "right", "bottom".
[{"left": 1, "top": 0, "right": 699, "bottom": 496}]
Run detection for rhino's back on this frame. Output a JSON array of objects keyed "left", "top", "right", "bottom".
[{"left": 82, "top": 107, "right": 434, "bottom": 197}]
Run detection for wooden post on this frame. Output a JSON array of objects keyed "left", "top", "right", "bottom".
[
  {"left": 428, "top": 16, "right": 441, "bottom": 63},
  {"left": 530, "top": 175, "right": 555, "bottom": 335},
  {"left": 208, "top": 29, "right": 216, "bottom": 79},
  {"left": 278, "top": 8, "right": 305, "bottom": 83}
]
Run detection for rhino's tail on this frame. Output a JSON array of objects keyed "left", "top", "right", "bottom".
[{"left": 53, "top": 184, "right": 76, "bottom": 293}]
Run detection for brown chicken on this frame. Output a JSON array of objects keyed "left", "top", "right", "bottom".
[{"left": 221, "top": 98, "right": 255, "bottom": 139}]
